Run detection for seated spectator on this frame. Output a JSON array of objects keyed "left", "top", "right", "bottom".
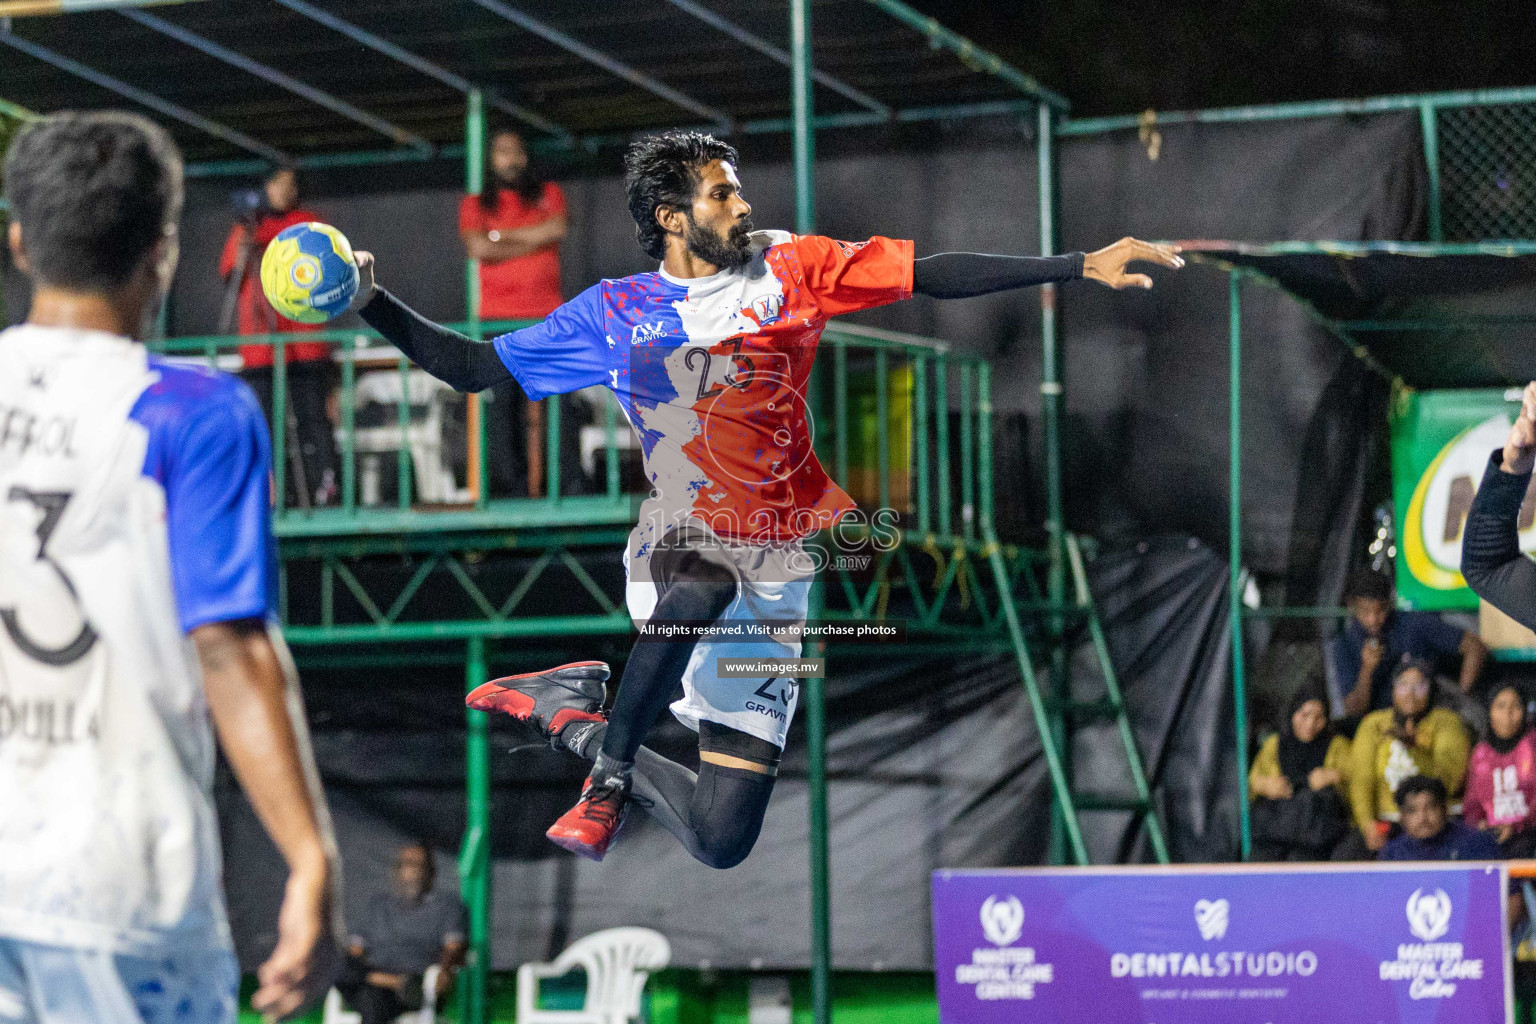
[
  {"left": 1249, "top": 686, "right": 1352, "bottom": 861},
  {"left": 1464, "top": 682, "right": 1536, "bottom": 858},
  {"left": 1381, "top": 775, "right": 1499, "bottom": 861},
  {"left": 1326, "top": 569, "right": 1488, "bottom": 720},
  {"left": 337, "top": 842, "right": 465, "bottom": 1024},
  {"left": 1340, "top": 659, "right": 1471, "bottom": 858}
]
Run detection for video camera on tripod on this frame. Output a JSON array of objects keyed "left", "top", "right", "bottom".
[{"left": 218, "top": 187, "right": 271, "bottom": 334}]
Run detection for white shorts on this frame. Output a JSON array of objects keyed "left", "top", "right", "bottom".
[
  {"left": 0, "top": 939, "right": 237, "bottom": 1024},
  {"left": 625, "top": 519, "right": 814, "bottom": 749}
]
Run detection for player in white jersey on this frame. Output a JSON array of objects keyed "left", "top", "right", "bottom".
[{"left": 0, "top": 112, "right": 339, "bottom": 1021}]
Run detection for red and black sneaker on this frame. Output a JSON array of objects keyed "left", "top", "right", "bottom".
[
  {"left": 465, "top": 661, "right": 609, "bottom": 748},
  {"left": 546, "top": 773, "right": 631, "bottom": 861}
]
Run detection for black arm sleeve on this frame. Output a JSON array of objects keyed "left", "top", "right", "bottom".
[
  {"left": 911, "top": 251, "right": 1085, "bottom": 299},
  {"left": 356, "top": 286, "right": 514, "bottom": 394},
  {"left": 1461, "top": 449, "right": 1536, "bottom": 629}
]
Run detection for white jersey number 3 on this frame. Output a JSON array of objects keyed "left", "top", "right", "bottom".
[{"left": 1, "top": 487, "right": 98, "bottom": 667}]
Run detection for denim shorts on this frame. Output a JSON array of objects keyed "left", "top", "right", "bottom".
[{"left": 0, "top": 938, "right": 237, "bottom": 1024}]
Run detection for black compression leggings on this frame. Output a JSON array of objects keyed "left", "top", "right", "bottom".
[
  {"left": 627, "top": 723, "right": 780, "bottom": 869},
  {"left": 566, "top": 531, "right": 782, "bottom": 868},
  {"left": 575, "top": 707, "right": 782, "bottom": 869}
]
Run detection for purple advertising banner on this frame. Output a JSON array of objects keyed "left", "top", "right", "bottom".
[{"left": 932, "top": 863, "right": 1511, "bottom": 1024}]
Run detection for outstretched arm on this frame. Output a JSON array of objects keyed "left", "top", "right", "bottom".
[
  {"left": 913, "top": 237, "right": 1182, "bottom": 299},
  {"left": 1463, "top": 382, "right": 1536, "bottom": 629},
  {"left": 349, "top": 252, "right": 513, "bottom": 394},
  {"left": 198, "top": 620, "right": 339, "bottom": 1021}
]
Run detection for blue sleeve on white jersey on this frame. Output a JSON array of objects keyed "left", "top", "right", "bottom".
[
  {"left": 132, "top": 361, "right": 277, "bottom": 633},
  {"left": 490, "top": 283, "right": 609, "bottom": 400}
]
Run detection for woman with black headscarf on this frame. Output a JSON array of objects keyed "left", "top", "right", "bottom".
[{"left": 1249, "top": 686, "right": 1353, "bottom": 860}]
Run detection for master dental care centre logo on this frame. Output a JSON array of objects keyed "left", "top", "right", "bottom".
[
  {"left": 952, "top": 896, "right": 1056, "bottom": 1001},
  {"left": 1378, "top": 888, "right": 1484, "bottom": 1000},
  {"left": 1110, "top": 897, "right": 1320, "bottom": 983}
]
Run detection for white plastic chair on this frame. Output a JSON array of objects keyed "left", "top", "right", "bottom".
[
  {"left": 578, "top": 423, "right": 641, "bottom": 479},
  {"left": 515, "top": 927, "right": 671, "bottom": 1024},
  {"left": 322, "top": 965, "right": 442, "bottom": 1024},
  {"left": 347, "top": 369, "right": 467, "bottom": 504}
]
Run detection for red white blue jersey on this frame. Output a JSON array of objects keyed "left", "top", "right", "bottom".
[
  {"left": 0, "top": 324, "right": 274, "bottom": 954},
  {"left": 491, "top": 230, "right": 914, "bottom": 543}
]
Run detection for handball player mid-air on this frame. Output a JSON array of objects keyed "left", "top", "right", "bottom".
[
  {"left": 350, "top": 130, "right": 1182, "bottom": 866},
  {"left": 0, "top": 112, "right": 338, "bottom": 1021}
]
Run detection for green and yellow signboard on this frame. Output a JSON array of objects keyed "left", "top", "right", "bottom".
[{"left": 1390, "top": 387, "right": 1535, "bottom": 610}]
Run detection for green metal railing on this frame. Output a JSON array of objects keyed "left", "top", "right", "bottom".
[
  {"left": 1229, "top": 274, "right": 1251, "bottom": 862},
  {"left": 146, "top": 320, "right": 629, "bottom": 524},
  {"left": 146, "top": 317, "right": 1019, "bottom": 547},
  {"left": 788, "top": 15, "right": 832, "bottom": 1017},
  {"left": 183, "top": 317, "right": 1052, "bottom": 644}
]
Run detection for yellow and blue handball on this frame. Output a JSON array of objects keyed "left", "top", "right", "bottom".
[{"left": 260, "top": 221, "right": 358, "bottom": 323}]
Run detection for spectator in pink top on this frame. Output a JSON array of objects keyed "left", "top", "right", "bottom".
[{"left": 1464, "top": 682, "right": 1536, "bottom": 858}]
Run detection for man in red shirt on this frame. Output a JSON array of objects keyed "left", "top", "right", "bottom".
[
  {"left": 458, "top": 128, "right": 566, "bottom": 320},
  {"left": 458, "top": 128, "right": 569, "bottom": 497},
  {"left": 219, "top": 165, "right": 338, "bottom": 506}
]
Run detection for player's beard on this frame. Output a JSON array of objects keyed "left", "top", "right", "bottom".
[{"left": 685, "top": 213, "right": 755, "bottom": 270}]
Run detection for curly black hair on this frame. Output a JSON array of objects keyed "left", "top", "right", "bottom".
[
  {"left": 1345, "top": 568, "right": 1393, "bottom": 602},
  {"left": 3, "top": 110, "right": 182, "bottom": 291},
  {"left": 479, "top": 126, "right": 545, "bottom": 211},
  {"left": 623, "top": 130, "right": 739, "bottom": 260},
  {"left": 1393, "top": 773, "right": 1448, "bottom": 810}
]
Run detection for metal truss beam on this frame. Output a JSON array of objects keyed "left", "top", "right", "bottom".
[
  {"left": 120, "top": 8, "right": 432, "bottom": 153},
  {"left": 276, "top": 532, "right": 1049, "bottom": 647},
  {"left": 661, "top": 0, "right": 888, "bottom": 118},
  {"left": 466, "top": 0, "right": 732, "bottom": 132},
  {"left": 270, "top": 0, "right": 572, "bottom": 145},
  {"left": 0, "top": 24, "right": 289, "bottom": 161}
]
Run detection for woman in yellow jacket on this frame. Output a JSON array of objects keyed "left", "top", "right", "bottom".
[
  {"left": 1345, "top": 658, "right": 1471, "bottom": 858},
  {"left": 1249, "top": 687, "right": 1353, "bottom": 860}
]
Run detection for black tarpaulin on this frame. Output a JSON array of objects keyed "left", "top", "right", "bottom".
[
  {"left": 1045, "top": 114, "right": 1419, "bottom": 586},
  {"left": 1067, "top": 537, "right": 1242, "bottom": 865},
  {"left": 1183, "top": 241, "right": 1536, "bottom": 388}
]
